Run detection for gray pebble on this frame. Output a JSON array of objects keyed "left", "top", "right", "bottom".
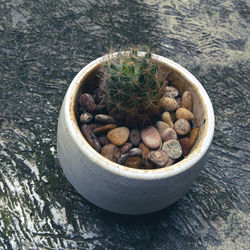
[
  {"left": 129, "top": 129, "right": 141, "bottom": 146},
  {"left": 80, "top": 112, "right": 93, "bottom": 124},
  {"left": 129, "top": 148, "right": 142, "bottom": 157},
  {"left": 95, "top": 114, "right": 115, "bottom": 124},
  {"left": 162, "top": 139, "right": 182, "bottom": 159}
]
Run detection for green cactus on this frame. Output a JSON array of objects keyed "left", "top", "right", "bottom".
[{"left": 100, "top": 49, "right": 167, "bottom": 127}]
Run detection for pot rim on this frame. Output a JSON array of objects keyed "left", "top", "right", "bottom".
[{"left": 63, "top": 52, "right": 215, "bottom": 180}]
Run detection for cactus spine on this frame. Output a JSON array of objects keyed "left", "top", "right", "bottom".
[{"left": 100, "top": 49, "right": 166, "bottom": 127}]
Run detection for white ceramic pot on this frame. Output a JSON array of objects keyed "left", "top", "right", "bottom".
[{"left": 57, "top": 52, "right": 214, "bottom": 215}]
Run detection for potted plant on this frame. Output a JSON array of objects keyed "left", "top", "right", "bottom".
[{"left": 57, "top": 49, "right": 214, "bottom": 215}]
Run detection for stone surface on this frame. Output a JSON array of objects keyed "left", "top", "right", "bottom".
[
  {"left": 98, "top": 135, "right": 110, "bottom": 145},
  {"left": 179, "top": 137, "right": 191, "bottom": 156},
  {"left": 128, "top": 148, "right": 142, "bottom": 157},
  {"left": 162, "top": 139, "right": 182, "bottom": 159},
  {"left": 101, "top": 144, "right": 121, "bottom": 162},
  {"left": 162, "top": 128, "right": 177, "bottom": 142},
  {"left": 141, "top": 126, "right": 161, "bottom": 149},
  {"left": 148, "top": 150, "right": 169, "bottom": 167},
  {"left": 129, "top": 129, "right": 141, "bottom": 146},
  {"left": 156, "top": 121, "right": 170, "bottom": 138},
  {"left": 78, "top": 93, "right": 96, "bottom": 112},
  {"left": 163, "top": 86, "right": 179, "bottom": 98},
  {"left": 107, "top": 127, "right": 130, "bottom": 146},
  {"left": 190, "top": 127, "right": 200, "bottom": 147},
  {"left": 139, "top": 143, "right": 150, "bottom": 160},
  {"left": 159, "top": 96, "right": 179, "bottom": 111},
  {"left": 80, "top": 112, "right": 93, "bottom": 123},
  {"left": 162, "top": 112, "right": 174, "bottom": 128},
  {"left": 175, "top": 108, "right": 194, "bottom": 121},
  {"left": 81, "top": 124, "right": 101, "bottom": 152},
  {"left": 125, "top": 157, "right": 141, "bottom": 168},
  {"left": 181, "top": 91, "right": 193, "bottom": 111},
  {"left": 120, "top": 142, "right": 133, "bottom": 154},
  {"left": 95, "top": 114, "right": 116, "bottom": 124},
  {"left": 93, "top": 124, "right": 117, "bottom": 135},
  {"left": 174, "top": 119, "right": 191, "bottom": 136}
]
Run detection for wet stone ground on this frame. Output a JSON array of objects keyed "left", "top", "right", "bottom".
[{"left": 0, "top": 0, "right": 249, "bottom": 249}]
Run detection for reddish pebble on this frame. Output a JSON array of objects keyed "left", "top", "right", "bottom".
[
  {"left": 141, "top": 126, "right": 161, "bottom": 149},
  {"left": 81, "top": 124, "right": 101, "bottom": 152},
  {"left": 78, "top": 93, "right": 96, "bottom": 112},
  {"left": 101, "top": 144, "right": 121, "bottom": 163},
  {"left": 120, "top": 142, "right": 133, "bottom": 154},
  {"left": 98, "top": 135, "right": 110, "bottom": 145},
  {"left": 162, "top": 128, "right": 177, "bottom": 142},
  {"left": 179, "top": 137, "right": 191, "bottom": 156},
  {"left": 148, "top": 150, "right": 169, "bottom": 167}
]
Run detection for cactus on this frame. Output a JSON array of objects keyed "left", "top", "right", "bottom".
[{"left": 100, "top": 49, "right": 167, "bottom": 127}]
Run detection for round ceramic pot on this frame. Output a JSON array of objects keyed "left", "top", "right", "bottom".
[{"left": 57, "top": 52, "right": 215, "bottom": 215}]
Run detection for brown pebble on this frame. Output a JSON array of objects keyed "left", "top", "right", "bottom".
[
  {"left": 190, "top": 127, "right": 200, "bottom": 147},
  {"left": 81, "top": 124, "right": 101, "bottom": 152},
  {"left": 125, "top": 157, "right": 141, "bottom": 169},
  {"left": 179, "top": 137, "right": 191, "bottom": 156},
  {"left": 107, "top": 127, "right": 130, "bottom": 146},
  {"left": 101, "top": 144, "right": 121, "bottom": 163},
  {"left": 165, "top": 157, "right": 175, "bottom": 167},
  {"left": 80, "top": 112, "right": 93, "bottom": 124},
  {"left": 162, "top": 128, "right": 177, "bottom": 142},
  {"left": 159, "top": 97, "right": 179, "bottom": 112},
  {"left": 173, "top": 119, "right": 191, "bottom": 136},
  {"left": 156, "top": 121, "right": 170, "bottom": 138},
  {"left": 181, "top": 91, "right": 193, "bottom": 111},
  {"left": 139, "top": 143, "right": 150, "bottom": 160},
  {"left": 78, "top": 93, "right": 96, "bottom": 112},
  {"left": 120, "top": 142, "right": 133, "bottom": 154},
  {"left": 98, "top": 135, "right": 110, "bottom": 145},
  {"left": 175, "top": 108, "right": 194, "bottom": 121},
  {"left": 93, "top": 124, "right": 117, "bottom": 135},
  {"left": 148, "top": 150, "right": 169, "bottom": 167},
  {"left": 129, "top": 148, "right": 142, "bottom": 157},
  {"left": 88, "top": 123, "right": 101, "bottom": 130}
]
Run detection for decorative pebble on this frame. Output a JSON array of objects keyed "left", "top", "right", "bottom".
[
  {"left": 129, "top": 129, "right": 141, "bottom": 146},
  {"left": 118, "top": 153, "right": 130, "bottom": 164},
  {"left": 162, "top": 139, "right": 182, "bottom": 159},
  {"left": 78, "top": 93, "right": 96, "bottom": 112},
  {"left": 181, "top": 91, "right": 192, "bottom": 111},
  {"left": 162, "top": 128, "right": 177, "bottom": 142},
  {"left": 129, "top": 148, "right": 142, "bottom": 157},
  {"left": 159, "top": 97, "right": 179, "bottom": 112},
  {"left": 175, "top": 108, "right": 194, "bottom": 121},
  {"left": 148, "top": 150, "right": 169, "bottom": 167},
  {"left": 164, "top": 86, "right": 179, "bottom": 98},
  {"left": 162, "top": 112, "right": 174, "bottom": 128},
  {"left": 165, "top": 157, "right": 175, "bottom": 167},
  {"left": 139, "top": 143, "right": 150, "bottom": 160},
  {"left": 98, "top": 135, "right": 110, "bottom": 145},
  {"left": 95, "top": 114, "right": 115, "bottom": 124},
  {"left": 156, "top": 121, "right": 170, "bottom": 138},
  {"left": 88, "top": 123, "right": 100, "bottom": 130},
  {"left": 107, "top": 127, "right": 130, "bottom": 146},
  {"left": 80, "top": 112, "right": 93, "bottom": 124},
  {"left": 141, "top": 126, "right": 161, "bottom": 149},
  {"left": 173, "top": 119, "right": 191, "bottom": 136},
  {"left": 81, "top": 124, "right": 101, "bottom": 152},
  {"left": 179, "top": 137, "right": 191, "bottom": 156},
  {"left": 120, "top": 142, "right": 133, "bottom": 154},
  {"left": 93, "top": 124, "right": 117, "bottom": 135},
  {"left": 125, "top": 157, "right": 141, "bottom": 169},
  {"left": 101, "top": 144, "right": 121, "bottom": 163},
  {"left": 190, "top": 127, "right": 200, "bottom": 147},
  {"left": 176, "top": 97, "right": 182, "bottom": 108}
]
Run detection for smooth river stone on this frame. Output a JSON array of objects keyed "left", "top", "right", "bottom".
[
  {"left": 141, "top": 126, "right": 161, "bottom": 149},
  {"left": 101, "top": 144, "right": 121, "bottom": 163},
  {"left": 156, "top": 121, "right": 170, "bottom": 138},
  {"left": 129, "top": 129, "right": 141, "bottom": 146},
  {"left": 162, "top": 139, "right": 182, "bottom": 159},
  {"left": 107, "top": 127, "right": 130, "bottom": 146},
  {"left": 148, "top": 150, "right": 169, "bottom": 167}
]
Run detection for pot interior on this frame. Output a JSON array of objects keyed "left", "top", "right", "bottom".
[{"left": 73, "top": 56, "right": 208, "bottom": 167}]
